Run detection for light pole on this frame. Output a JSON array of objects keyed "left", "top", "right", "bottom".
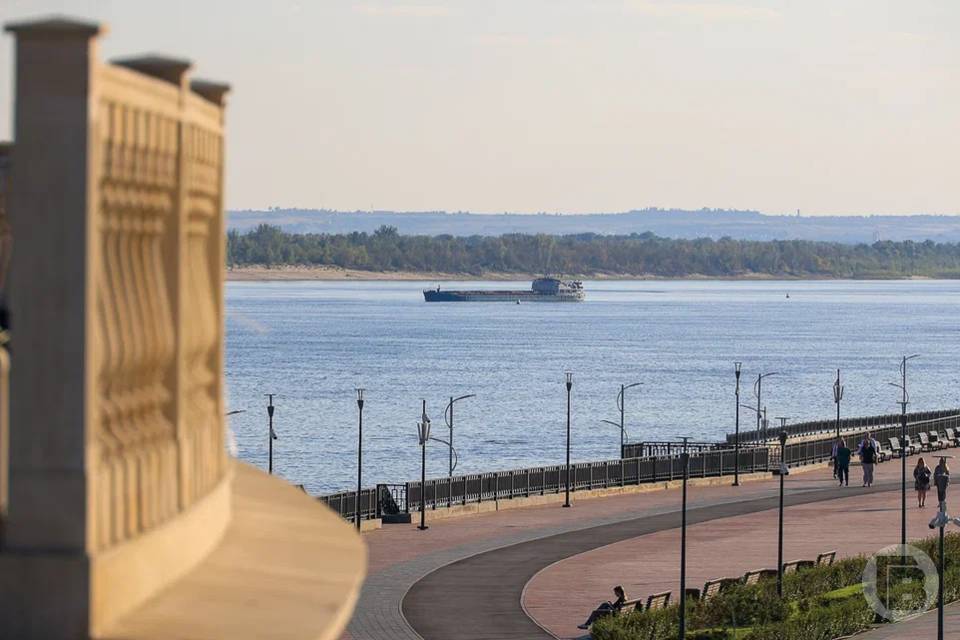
[
  {"left": 679, "top": 436, "right": 690, "bottom": 640},
  {"left": 265, "top": 394, "right": 278, "bottom": 474},
  {"left": 355, "top": 388, "right": 364, "bottom": 531},
  {"left": 928, "top": 454, "right": 956, "bottom": 640},
  {"left": 564, "top": 372, "right": 573, "bottom": 508},
  {"left": 417, "top": 400, "right": 431, "bottom": 531},
  {"left": 601, "top": 419, "right": 631, "bottom": 447},
  {"left": 616, "top": 382, "right": 641, "bottom": 453},
  {"left": 776, "top": 431, "right": 789, "bottom": 597},
  {"left": 890, "top": 380, "right": 910, "bottom": 551},
  {"left": 754, "top": 372, "right": 779, "bottom": 441},
  {"left": 734, "top": 362, "right": 742, "bottom": 486},
  {"left": 833, "top": 369, "right": 843, "bottom": 438},
  {"left": 444, "top": 394, "right": 475, "bottom": 478}
]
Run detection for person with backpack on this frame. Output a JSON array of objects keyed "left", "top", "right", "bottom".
[
  {"left": 915, "top": 457, "right": 931, "bottom": 508},
  {"left": 859, "top": 434, "right": 877, "bottom": 487}
]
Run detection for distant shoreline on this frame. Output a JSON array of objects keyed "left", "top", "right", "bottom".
[{"left": 226, "top": 265, "right": 937, "bottom": 282}]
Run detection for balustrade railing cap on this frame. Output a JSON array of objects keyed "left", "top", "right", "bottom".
[
  {"left": 190, "top": 79, "right": 231, "bottom": 106},
  {"left": 5, "top": 15, "right": 103, "bottom": 37},
  {"left": 112, "top": 54, "right": 193, "bottom": 86}
]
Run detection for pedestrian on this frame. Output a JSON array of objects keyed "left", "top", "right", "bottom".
[
  {"left": 934, "top": 458, "right": 950, "bottom": 508},
  {"left": 914, "top": 457, "right": 931, "bottom": 508},
  {"left": 835, "top": 439, "right": 851, "bottom": 487},
  {"left": 859, "top": 435, "right": 877, "bottom": 487}
]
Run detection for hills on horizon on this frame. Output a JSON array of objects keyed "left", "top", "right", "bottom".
[{"left": 227, "top": 208, "right": 960, "bottom": 245}]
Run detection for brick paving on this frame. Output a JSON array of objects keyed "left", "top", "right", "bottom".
[{"left": 343, "top": 458, "right": 951, "bottom": 640}]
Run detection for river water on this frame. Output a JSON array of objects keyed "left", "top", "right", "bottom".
[{"left": 225, "top": 279, "right": 959, "bottom": 494}]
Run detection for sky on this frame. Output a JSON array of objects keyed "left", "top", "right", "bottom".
[{"left": 0, "top": 1, "right": 957, "bottom": 215}]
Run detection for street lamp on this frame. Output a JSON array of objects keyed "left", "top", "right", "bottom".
[
  {"left": 564, "top": 372, "right": 573, "bottom": 508},
  {"left": 833, "top": 369, "right": 844, "bottom": 438},
  {"left": 615, "top": 382, "right": 642, "bottom": 453},
  {"left": 417, "top": 400, "right": 431, "bottom": 531},
  {"left": 265, "top": 394, "right": 278, "bottom": 474},
  {"left": 601, "top": 419, "right": 631, "bottom": 445},
  {"left": 444, "top": 394, "right": 475, "bottom": 478},
  {"left": 740, "top": 404, "right": 768, "bottom": 442},
  {"left": 776, "top": 431, "right": 789, "bottom": 597},
  {"left": 734, "top": 362, "right": 742, "bottom": 486},
  {"left": 928, "top": 454, "right": 957, "bottom": 640},
  {"left": 754, "top": 372, "right": 779, "bottom": 441},
  {"left": 678, "top": 436, "right": 690, "bottom": 640},
  {"left": 355, "top": 388, "right": 365, "bottom": 531},
  {"left": 890, "top": 381, "right": 910, "bottom": 551}
]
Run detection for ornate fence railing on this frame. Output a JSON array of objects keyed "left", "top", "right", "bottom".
[
  {"left": 622, "top": 441, "right": 724, "bottom": 459},
  {"left": 727, "top": 409, "right": 959, "bottom": 445}
]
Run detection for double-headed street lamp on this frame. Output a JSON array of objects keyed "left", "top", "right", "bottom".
[
  {"left": 734, "top": 363, "right": 742, "bottom": 486},
  {"left": 833, "top": 369, "right": 844, "bottom": 438},
  {"left": 889, "top": 380, "right": 910, "bottom": 551},
  {"left": 265, "top": 394, "right": 278, "bottom": 474},
  {"left": 444, "top": 394, "right": 475, "bottom": 478},
  {"left": 564, "top": 372, "right": 573, "bottom": 508},
  {"left": 417, "top": 400, "right": 431, "bottom": 531},
  {"left": 754, "top": 372, "right": 779, "bottom": 442},
  {"left": 355, "top": 389, "right": 365, "bottom": 531}
]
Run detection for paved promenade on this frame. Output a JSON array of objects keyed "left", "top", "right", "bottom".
[{"left": 343, "top": 458, "right": 958, "bottom": 640}]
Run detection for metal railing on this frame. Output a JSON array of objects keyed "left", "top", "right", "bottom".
[
  {"left": 727, "top": 409, "right": 959, "bottom": 445},
  {"left": 316, "top": 487, "right": 379, "bottom": 522},
  {"left": 622, "top": 441, "right": 723, "bottom": 459},
  {"left": 779, "top": 412, "right": 960, "bottom": 467},
  {"left": 405, "top": 446, "right": 769, "bottom": 513}
]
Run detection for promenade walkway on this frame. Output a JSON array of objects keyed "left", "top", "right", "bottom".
[{"left": 344, "top": 458, "right": 956, "bottom": 640}]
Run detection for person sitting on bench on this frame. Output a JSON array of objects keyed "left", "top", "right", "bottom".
[{"left": 577, "top": 585, "right": 626, "bottom": 630}]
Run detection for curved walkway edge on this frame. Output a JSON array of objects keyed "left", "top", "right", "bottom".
[{"left": 402, "top": 481, "right": 900, "bottom": 640}]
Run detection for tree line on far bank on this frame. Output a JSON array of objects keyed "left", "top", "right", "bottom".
[{"left": 226, "top": 224, "right": 960, "bottom": 278}]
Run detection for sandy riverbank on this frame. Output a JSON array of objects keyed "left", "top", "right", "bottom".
[{"left": 225, "top": 265, "right": 847, "bottom": 282}]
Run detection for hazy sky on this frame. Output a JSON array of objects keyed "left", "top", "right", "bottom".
[{"left": 1, "top": 1, "right": 957, "bottom": 214}]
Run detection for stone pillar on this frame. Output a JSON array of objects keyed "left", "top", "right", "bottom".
[{"left": 0, "top": 17, "right": 232, "bottom": 639}]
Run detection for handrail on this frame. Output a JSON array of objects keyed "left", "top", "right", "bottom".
[{"left": 728, "top": 409, "right": 960, "bottom": 444}]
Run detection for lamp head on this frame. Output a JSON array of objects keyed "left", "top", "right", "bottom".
[{"left": 565, "top": 371, "right": 573, "bottom": 389}]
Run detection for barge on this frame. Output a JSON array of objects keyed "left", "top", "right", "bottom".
[{"left": 423, "top": 277, "right": 585, "bottom": 302}]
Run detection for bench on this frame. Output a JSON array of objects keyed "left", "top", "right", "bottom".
[
  {"left": 878, "top": 441, "right": 894, "bottom": 462},
  {"left": 946, "top": 428, "right": 960, "bottom": 446},
  {"left": 614, "top": 598, "right": 644, "bottom": 616},
  {"left": 645, "top": 591, "right": 671, "bottom": 611},
  {"left": 701, "top": 577, "right": 739, "bottom": 601},
  {"left": 742, "top": 569, "right": 778, "bottom": 585},
  {"left": 782, "top": 560, "right": 813, "bottom": 574},
  {"left": 888, "top": 437, "right": 905, "bottom": 459},
  {"left": 816, "top": 550, "right": 837, "bottom": 566},
  {"left": 903, "top": 435, "right": 922, "bottom": 455},
  {"left": 930, "top": 431, "right": 947, "bottom": 449}
]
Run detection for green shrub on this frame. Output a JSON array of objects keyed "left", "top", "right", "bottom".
[
  {"left": 590, "top": 606, "right": 677, "bottom": 640},
  {"left": 744, "top": 596, "right": 873, "bottom": 640}
]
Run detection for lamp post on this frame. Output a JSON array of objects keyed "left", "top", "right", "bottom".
[
  {"left": 928, "top": 454, "right": 955, "bottom": 640},
  {"left": 734, "top": 362, "right": 742, "bottom": 486},
  {"left": 564, "top": 372, "right": 573, "bottom": 508},
  {"left": 754, "top": 372, "right": 779, "bottom": 441},
  {"left": 833, "top": 369, "right": 844, "bottom": 438},
  {"left": 355, "top": 388, "right": 364, "bottom": 531},
  {"left": 679, "top": 436, "right": 690, "bottom": 640},
  {"left": 776, "top": 431, "right": 789, "bottom": 597},
  {"left": 890, "top": 380, "right": 910, "bottom": 551},
  {"left": 444, "top": 394, "right": 475, "bottom": 479},
  {"left": 417, "top": 400, "right": 431, "bottom": 531},
  {"left": 616, "top": 382, "right": 641, "bottom": 453},
  {"left": 601, "top": 419, "right": 631, "bottom": 447},
  {"left": 265, "top": 393, "right": 278, "bottom": 474}
]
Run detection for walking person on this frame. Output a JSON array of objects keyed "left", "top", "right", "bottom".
[
  {"left": 859, "top": 434, "right": 877, "bottom": 487},
  {"left": 835, "top": 439, "right": 851, "bottom": 487},
  {"left": 915, "top": 457, "right": 931, "bottom": 508}
]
